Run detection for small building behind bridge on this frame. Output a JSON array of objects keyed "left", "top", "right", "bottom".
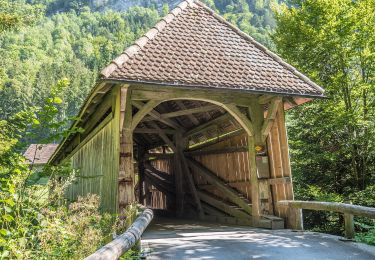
[{"left": 49, "top": 0, "right": 324, "bottom": 230}]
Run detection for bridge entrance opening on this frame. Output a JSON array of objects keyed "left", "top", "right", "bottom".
[{"left": 128, "top": 98, "right": 293, "bottom": 229}]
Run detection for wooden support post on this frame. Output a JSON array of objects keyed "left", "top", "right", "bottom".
[
  {"left": 174, "top": 132, "right": 185, "bottom": 217},
  {"left": 344, "top": 213, "right": 355, "bottom": 239},
  {"left": 248, "top": 99, "right": 273, "bottom": 220},
  {"left": 137, "top": 146, "right": 146, "bottom": 204},
  {"left": 287, "top": 207, "right": 303, "bottom": 230},
  {"left": 179, "top": 137, "right": 204, "bottom": 219},
  {"left": 119, "top": 86, "right": 135, "bottom": 214},
  {"left": 261, "top": 97, "right": 282, "bottom": 142},
  {"left": 247, "top": 134, "right": 260, "bottom": 219}
]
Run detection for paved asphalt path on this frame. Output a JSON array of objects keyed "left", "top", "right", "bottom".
[{"left": 141, "top": 218, "right": 375, "bottom": 260}]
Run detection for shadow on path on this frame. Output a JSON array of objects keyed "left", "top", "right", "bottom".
[{"left": 141, "top": 218, "right": 375, "bottom": 260}]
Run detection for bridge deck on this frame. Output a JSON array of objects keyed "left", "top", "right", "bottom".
[{"left": 142, "top": 218, "right": 375, "bottom": 259}]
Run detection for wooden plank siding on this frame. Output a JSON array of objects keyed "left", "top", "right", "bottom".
[
  {"left": 148, "top": 158, "right": 173, "bottom": 210},
  {"left": 65, "top": 89, "right": 120, "bottom": 214},
  {"left": 267, "top": 102, "right": 294, "bottom": 223},
  {"left": 67, "top": 118, "right": 119, "bottom": 213}
]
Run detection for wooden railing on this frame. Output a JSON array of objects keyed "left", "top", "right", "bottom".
[
  {"left": 85, "top": 208, "right": 153, "bottom": 260},
  {"left": 278, "top": 200, "right": 375, "bottom": 239}
]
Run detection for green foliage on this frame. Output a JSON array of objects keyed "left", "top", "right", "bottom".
[
  {"left": 0, "top": 78, "right": 143, "bottom": 258},
  {"left": 356, "top": 220, "right": 375, "bottom": 246},
  {"left": 0, "top": 5, "right": 161, "bottom": 142},
  {"left": 0, "top": 0, "right": 44, "bottom": 33},
  {"left": 274, "top": 0, "right": 374, "bottom": 238}
]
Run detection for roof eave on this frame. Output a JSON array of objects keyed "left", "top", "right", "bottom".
[{"left": 103, "top": 78, "right": 326, "bottom": 99}]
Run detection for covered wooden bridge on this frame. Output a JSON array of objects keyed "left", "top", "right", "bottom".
[{"left": 49, "top": 0, "right": 325, "bottom": 230}]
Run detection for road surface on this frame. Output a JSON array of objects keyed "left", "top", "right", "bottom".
[{"left": 141, "top": 218, "right": 375, "bottom": 259}]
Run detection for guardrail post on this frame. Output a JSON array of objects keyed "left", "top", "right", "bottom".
[
  {"left": 344, "top": 213, "right": 354, "bottom": 239},
  {"left": 287, "top": 207, "right": 303, "bottom": 230}
]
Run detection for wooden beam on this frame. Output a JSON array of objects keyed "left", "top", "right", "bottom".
[
  {"left": 80, "top": 92, "right": 113, "bottom": 138},
  {"left": 269, "top": 177, "right": 291, "bottom": 185},
  {"left": 179, "top": 138, "right": 204, "bottom": 219},
  {"left": 258, "top": 94, "right": 276, "bottom": 104},
  {"left": 187, "top": 157, "right": 252, "bottom": 215},
  {"left": 131, "top": 100, "right": 162, "bottom": 130},
  {"left": 132, "top": 101, "right": 183, "bottom": 131},
  {"left": 144, "top": 163, "right": 174, "bottom": 184},
  {"left": 131, "top": 88, "right": 257, "bottom": 106},
  {"left": 134, "top": 128, "right": 176, "bottom": 135},
  {"left": 174, "top": 100, "right": 200, "bottom": 125},
  {"left": 277, "top": 200, "right": 375, "bottom": 219},
  {"left": 202, "top": 203, "right": 228, "bottom": 217},
  {"left": 162, "top": 104, "right": 217, "bottom": 119},
  {"left": 145, "top": 153, "right": 174, "bottom": 160},
  {"left": 148, "top": 121, "right": 177, "bottom": 152},
  {"left": 85, "top": 209, "right": 153, "bottom": 260},
  {"left": 144, "top": 171, "right": 175, "bottom": 198},
  {"left": 197, "top": 191, "right": 250, "bottom": 219},
  {"left": 184, "top": 113, "right": 232, "bottom": 138},
  {"left": 261, "top": 97, "right": 282, "bottom": 142},
  {"left": 285, "top": 97, "right": 298, "bottom": 107},
  {"left": 223, "top": 104, "right": 254, "bottom": 136},
  {"left": 185, "top": 146, "right": 247, "bottom": 156},
  {"left": 119, "top": 86, "right": 129, "bottom": 132},
  {"left": 187, "top": 128, "right": 244, "bottom": 151}
]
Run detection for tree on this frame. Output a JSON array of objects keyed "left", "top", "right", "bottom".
[
  {"left": 272, "top": 0, "right": 374, "bottom": 194},
  {"left": 0, "top": 0, "right": 44, "bottom": 32}
]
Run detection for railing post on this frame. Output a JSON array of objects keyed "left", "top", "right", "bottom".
[
  {"left": 344, "top": 213, "right": 354, "bottom": 239},
  {"left": 285, "top": 202, "right": 303, "bottom": 230}
]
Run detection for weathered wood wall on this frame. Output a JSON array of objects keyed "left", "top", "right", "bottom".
[
  {"left": 267, "top": 103, "right": 294, "bottom": 220},
  {"left": 66, "top": 118, "right": 119, "bottom": 213},
  {"left": 145, "top": 103, "right": 294, "bottom": 224},
  {"left": 65, "top": 90, "right": 120, "bottom": 213},
  {"left": 192, "top": 134, "right": 251, "bottom": 202},
  {"left": 148, "top": 158, "right": 173, "bottom": 209}
]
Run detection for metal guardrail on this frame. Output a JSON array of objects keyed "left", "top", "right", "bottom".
[
  {"left": 85, "top": 208, "right": 154, "bottom": 260},
  {"left": 278, "top": 200, "right": 375, "bottom": 239}
]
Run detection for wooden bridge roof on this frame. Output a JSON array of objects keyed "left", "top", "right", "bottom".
[{"left": 102, "top": 0, "right": 324, "bottom": 97}]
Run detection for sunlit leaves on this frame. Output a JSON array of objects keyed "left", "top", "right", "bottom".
[{"left": 274, "top": 0, "right": 374, "bottom": 197}]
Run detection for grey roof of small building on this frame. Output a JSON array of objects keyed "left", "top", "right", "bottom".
[{"left": 24, "top": 144, "right": 58, "bottom": 165}]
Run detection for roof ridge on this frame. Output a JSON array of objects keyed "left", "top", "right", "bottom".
[
  {"left": 101, "top": 0, "right": 197, "bottom": 78},
  {"left": 194, "top": 1, "right": 325, "bottom": 94}
]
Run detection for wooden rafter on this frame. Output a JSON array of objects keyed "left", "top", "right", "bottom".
[
  {"left": 258, "top": 94, "right": 275, "bottom": 104},
  {"left": 175, "top": 100, "right": 200, "bottom": 125},
  {"left": 184, "top": 113, "right": 231, "bottom": 138},
  {"left": 260, "top": 97, "right": 282, "bottom": 141},
  {"left": 148, "top": 121, "right": 177, "bottom": 152},
  {"left": 164, "top": 104, "right": 218, "bottom": 120},
  {"left": 132, "top": 101, "right": 183, "bottom": 131},
  {"left": 134, "top": 128, "right": 176, "bottom": 135},
  {"left": 285, "top": 97, "right": 298, "bottom": 107}
]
